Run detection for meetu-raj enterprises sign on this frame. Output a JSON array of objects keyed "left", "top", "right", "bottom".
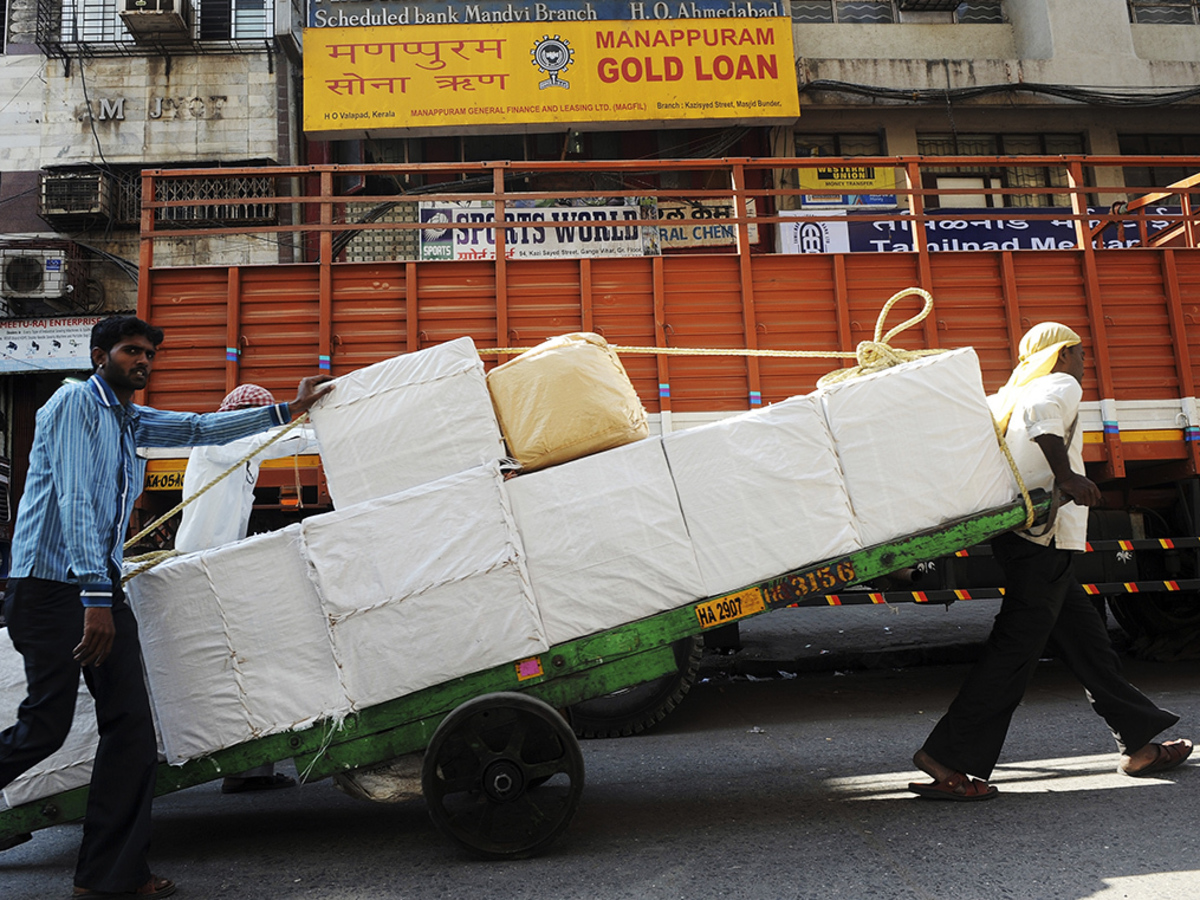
[
  {"left": 302, "top": 19, "right": 799, "bottom": 135},
  {"left": 0, "top": 317, "right": 102, "bottom": 374}
]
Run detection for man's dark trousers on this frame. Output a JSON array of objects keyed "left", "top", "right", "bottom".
[
  {"left": 0, "top": 577, "right": 157, "bottom": 892},
  {"left": 922, "top": 531, "right": 1179, "bottom": 780}
]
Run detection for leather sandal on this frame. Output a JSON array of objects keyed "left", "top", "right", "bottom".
[
  {"left": 909, "top": 771, "right": 998, "bottom": 802},
  {"left": 1120, "top": 739, "right": 1193, "bottom": 777}
]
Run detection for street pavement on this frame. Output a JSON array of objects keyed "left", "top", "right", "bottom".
[{"left": 2, "top": 604, "right": 1197, "bottom": 900}]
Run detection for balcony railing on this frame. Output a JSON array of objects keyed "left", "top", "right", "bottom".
[{"left": 136, "top": 155, "right": 1200, "bottom": 270}]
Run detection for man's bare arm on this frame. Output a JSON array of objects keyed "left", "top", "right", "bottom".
[
  {"left": 289, "top": 375, "right": 335, "bottom": 417},
  {"left": 1033, "top": 433, "right": 1101, "bottom": 507}
]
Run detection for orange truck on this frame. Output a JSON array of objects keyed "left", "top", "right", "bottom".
[{"left": 131, "top": 155, "right": 1200, "bottom": 710}]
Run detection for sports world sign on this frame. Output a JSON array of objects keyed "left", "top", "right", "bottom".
[{"left": 302, "top": 19, "right": 799, "bottom": 135}]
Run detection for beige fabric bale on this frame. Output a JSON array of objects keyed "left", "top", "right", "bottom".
[{"left": 487, "top": 332, "right": 648, "bottom": 471}]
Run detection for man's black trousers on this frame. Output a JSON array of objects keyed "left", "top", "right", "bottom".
[
  {"left": 922, "top": 531, "right": 1179, "bottom": 780},
  {"left": 0, "top": 577, "right": 157, "bottom": 892}
]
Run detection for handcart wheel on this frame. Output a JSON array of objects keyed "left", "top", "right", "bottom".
[
  {"left": 422, "top": 692, "right": 585, "bottom": 859},
  {"left": 569, "top": 635, "right": 704, "bottom": 738}
]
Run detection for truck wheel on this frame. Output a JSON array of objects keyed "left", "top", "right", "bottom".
[
  {"left": 422, "top": 692, "right": 584, "bottom": 860},
  {"left": 1108, "top": 593, "right": 1200, "bottom": 660},
  {"left": 568, "top": 635, "right": 704, "bottom": 739}
]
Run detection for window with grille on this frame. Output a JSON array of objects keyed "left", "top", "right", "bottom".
[
  {"left": 796, "top": 133, "right": 885, "bottom": 156},
  {"left": 916, "top": 133, "right": 1084, "bottom": 207},
  {"left": 792, "top": 0, "right": 1002, "bottom": 23},
  {"left": 154, "top": 174, "right": 277, "bottom": 225},
  {"left": 199, "top": 0, "right": 269, "bottom": 40},
  {"left": 58, "top": 0, "right": 271, "bottom": 43},
  {"left": 1128, "top": 1, "right": 1200, "bottom": 24}
]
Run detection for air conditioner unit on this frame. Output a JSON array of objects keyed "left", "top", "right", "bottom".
[
  {"left": 120, "top": 0, "right": 193, "bottom": 42},
  {"left": 39, "top": 172, "right": 113, "bottom": 221},
  {"left": 0, "top": 250, "right": 71, "bottom": 301}
]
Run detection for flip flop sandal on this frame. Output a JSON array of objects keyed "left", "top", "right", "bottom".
[
  {"left": 909, "top": 771, "right": 998, "bottom": 802},
  {"left": 1121, "top": 739, "right": 1193, "bottom": 778}
]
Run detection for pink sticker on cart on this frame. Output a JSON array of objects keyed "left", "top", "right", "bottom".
[{"left": 515, "top": 657, "right": 544, "bottom": 681}]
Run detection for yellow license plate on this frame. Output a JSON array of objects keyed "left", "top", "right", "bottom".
[{"left": 694, "top": 589, "right": 765, "bottom": 629}]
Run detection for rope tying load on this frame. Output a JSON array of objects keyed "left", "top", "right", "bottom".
[
  {"left": 484, "top": 287, "right": 943, "bottom": 381},
  {"left": 814, "top": 288, "right": 944, "bottom": 387}
]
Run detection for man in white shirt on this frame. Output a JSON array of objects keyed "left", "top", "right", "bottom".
[
  {"left": 909, "top": 323, "right": 1192, "bottom": 801},
  {"left": 176, "top": 384, "right": 319, "bottom": 793},
  {"left": 176, "top": 385, "right": 319, "bottom": 555}
]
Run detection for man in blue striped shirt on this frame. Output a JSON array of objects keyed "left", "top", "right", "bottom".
[{"left": 0, "top": 316, "right": 332, "bottom": 898}]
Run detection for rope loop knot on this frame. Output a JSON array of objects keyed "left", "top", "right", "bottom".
[
  {"left": 816, "top": 287, "right": 941, "bottom": 387},
  {"left": 853, "top": 339, "right": 906, "bottom": 371}
]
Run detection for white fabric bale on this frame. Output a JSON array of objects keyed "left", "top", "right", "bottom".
[
  {"left": 0, "top": 636, "right": 96, "bottom": 807},
  {"left": 301, "top": 464, "right": 546, "bottom": 709},
  {"left": 506, "top": 437, "right": 706, "bottom": 646},
  {"left": 308, "top": 337, "right": 506, "bottom": 508},
  {"left": 818, "top": 347, "right": 1018, "bottom": 548},
  {"left": 662, "top": 395, "right": 863, "bottom": 597},
  {"left": 127, "top": 525, "right": 348, "bottom": 764}
]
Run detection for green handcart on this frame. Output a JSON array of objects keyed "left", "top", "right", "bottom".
[{"left": 0, "top": 493, "right": 1046, "bottom": 860}]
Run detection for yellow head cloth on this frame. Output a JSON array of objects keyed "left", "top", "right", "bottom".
[{"left": 989, "top": 322, "right": 1081, "bottom": 433}]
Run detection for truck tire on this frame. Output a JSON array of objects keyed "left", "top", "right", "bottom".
[
  {"left": 1108, "top": 593, "right": 1200, "bottom": 661},
  {"left": 568, "top": 636, "right": 704, "bottom": 739}
]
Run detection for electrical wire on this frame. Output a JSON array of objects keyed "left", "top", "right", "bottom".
[
  {"left": 70, "top": 241, "right": 140, "bottom": 283},
  {"left": 0, "top": 186, "right": 42, "bottom": 209},
  {"left": 799, "top": 79, "right": 1200, "bottom": 107},
  {"left": 75, "top": 56, "right": 111, "bottom": 168}
]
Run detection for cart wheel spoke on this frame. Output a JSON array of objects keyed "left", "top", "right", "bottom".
[
  {"left": 422, "top": 692, "right": 585, "bottom": 860},
  {"left": 457, "top": 721, "right": 492, "bottom": 764},
  {"left": 524, "top": 757, "right": 570, "bottom": 783},
  {"left": 501, "top": 718, "right": 530, "bottom": 758},
  {"left": 431, "top": 770, "right": 478, "bottom": 796}
]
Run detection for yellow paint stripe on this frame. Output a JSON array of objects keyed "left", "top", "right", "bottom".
[
  {"left": 145, "top": 454, "right": 322, "bottom": 475},
  {"left": 1083, "top": 429, "right": 1182, "bottom": 444}
]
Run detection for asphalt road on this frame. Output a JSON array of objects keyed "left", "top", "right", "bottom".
[{"left": 3, "top": 647, "right": 1197, "bottom": 900}]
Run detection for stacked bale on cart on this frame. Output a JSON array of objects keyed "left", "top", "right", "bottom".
[
  {"left": 128, "top": 339, "right": 544, "bottom": 765},
  {"left": 2, "top": 327, "right": 1019, "bottom": 804}
]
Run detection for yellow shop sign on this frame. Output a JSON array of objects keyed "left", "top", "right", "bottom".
[{"left": 303, "top": 20, "right": 799, "bottom": 135}]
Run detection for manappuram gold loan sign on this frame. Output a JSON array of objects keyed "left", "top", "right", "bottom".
[{"left": 302, "top": 20, "right": 799, "bottom": 136}]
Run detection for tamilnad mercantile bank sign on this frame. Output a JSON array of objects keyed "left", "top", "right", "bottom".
[{"left": 302, "top": 18, "right": 800, "bottom": 136}]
